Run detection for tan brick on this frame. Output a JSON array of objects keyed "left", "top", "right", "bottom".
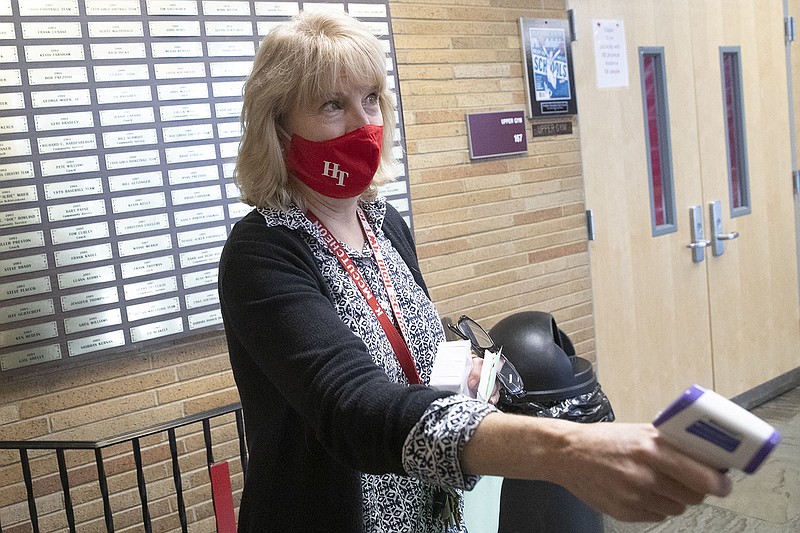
[
  {"left": 405, "top": 126, "right": 468, "bottom": 148},
  {"left": 49, "top": 404, "right": 184, "bottom": 442},
  {"left": 0, "top": 377, "right": 47, "bottom": 404},
  {"left": 414, "top": 197, "right": 525, "bottom": 231},
  {"left": 395, "top": 65, "right": 454, "bottom": 81},
  {"left": 156, "top": 373, "right": 235, "bottom": 405},
  {"left": 0, "top": 404, "right": 20, "bottom": 425},
  {"left": 406, "top": 150, "right": 468, "bottom": 171},
  {"left": 149, "top": 333, "right": 228, "bottom": 370},
  {"left": 512, "top": 206, "right": 563, "bottom": 226},
  {"left": 421, "top": 241, "right": 519, "bottom": 280},
  {"left": 0, "top": 417, "right": 49, "bottom": 444},
  {"left": 405, "top": 136, "right": 467, "bottom": 155},
  {"left": 393, "top": 18, "right": 509, "bottom": 35},
  {"left": 405, "top": 109, "right": 470, "bottom": 126},
  {"left": 396, "top": 48, "right": 500, "bottom": 65},
  {"left": 452, "top": 63, "right": 512, "bottom": 79},
  {"left": 417, "top": 187, "right": 513, "bottom": 213},
  {"left": 48, "top": 392, "right": 156, "bottom": 433},
  {"left": 452, "top": 36, "right": 512, "bottom": 50},
  {"left": 176, "top": 354, "right": 232, "bottom": 381},
  {"left": 562, "top": 202, "right": 586, "bottom": 216},
  {"left": 4, "top": 521, "right": 33, "bottom": 533},
  {"left": 19, "top": 369, "right": 176, "bottom": 419},
  {"left": 456, "top": 91, "right": 517, "bottom": 108},
  {"left": 401, "top": 79, "right": 505, "bottom": 96},
  {"left": 44, "top": 353, "right": 152, "bottom": 395},
  {"left": 528, "top": 242, "right": 588, "bottom": 264},
  {"left": 392, "top": 34, "right": 452, "bottom": 49},
  {"left": 183, "top": 389, "right": 241, "bottom": 416}
]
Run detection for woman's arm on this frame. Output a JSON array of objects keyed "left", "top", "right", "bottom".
[
  {"left": 219, "top": 214, "right": 452, "bottom": 473},
  {"left": 462, "top": 412, "right": 732, "bottom": 522}
]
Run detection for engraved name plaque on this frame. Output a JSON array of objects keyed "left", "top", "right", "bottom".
[
  {"left": 0, "top": 231, "right": 45, "bottom": 253},
  {"left": 126, "top": 297, "right": 180, "bottom": 322},
  {"left": 63, "top": 309, "right": 123, "bottom": 335},
  {"left": 123, "top": 276, "right": 178, "bottom": 301},
  {"left": 0, "top": 299, "right": 55, "bottom": 325},
  {"left": 50, "top": 222, "right": 109, "bottom": 245},
  {"left": 61, "top": 287, "right": 119, "bottom": 313},
  {"left": 43, "top": 177, "right": 103, "bottom": 199},
  {"left": 188, "top": 309, "right": 222, "bottom": 330},
  {"left": 185, "top": 288, "right": 220, "bottom": 309},
  {"left": 108, "top": 171, "right": 163, "bottom": 192},
  {"left": 120, "top": 255, "right": 175, "bottom": 279},
  {"left": 182, "top": 268, "right": 218, "bottom": 289},
  {"left": 57, "top": 265, "right": 117, "bottom": 290},
  {"left": 0, "top": 321, "right": 59, "bottom": 348},
  {"left": 177, "top": 226, "right": 228, "bottom": 248},
  {"left": 117, "top": 234, "right": 173, "bottom": 257},
  {"left": 67, "top": 330, "right": 125, "bottom": 357},
  {"left": 85, "top": 1, "right": 141, "bottom": 16},
  {"left": 0, "top": 208, "right": 42, "bottom": 229},
  {"left": 114, "top": 214, "right": 170, "bottom": 236},
  {"left": 0, "top": 276, "right": 52, "bottom": 302},
  {"left": 2, "top": 344, "right": 61, "bottom": 371},
  {"left": 47, "top": 200, "right": 106, "bottom": 222},
  {"left": 54, "top": 243, "right": 114, "bottom": 268},
  {"left": 180, "top": 246, "right": 223, "bottom": 268},
  {"left": 173, "top": 206, "right": 225, "bottom": 227},
  {"left": 0, "top": 254, "right": 48, "bottom": 277},
  {"left": 129, "top": 317, "right": 184, "bottom": 342}
]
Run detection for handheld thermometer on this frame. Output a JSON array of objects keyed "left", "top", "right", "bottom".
[{"left": 654, "top": 385, "right": 781, "bottom": 474}]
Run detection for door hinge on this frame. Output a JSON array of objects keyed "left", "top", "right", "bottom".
[
  {"left": 568, "top": 9, "right": 577, "bottom": 41},
  {"left": 793, "top": 169, "right": 800, "bottom": 194},
  {"left": 786, "top": 16, "right": 796, "bottom": 43},
  {"left": 586, "top": 209, "right": 595, "bottom": 241}
]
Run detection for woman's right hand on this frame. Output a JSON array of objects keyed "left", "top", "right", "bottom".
[
  {"left": 548, "top": 421, "right": 733, "bottom": 522},
  {"left": 462, "top": 414, "right": 733, "bottom": 522}
]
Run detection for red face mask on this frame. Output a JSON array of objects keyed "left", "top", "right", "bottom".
[{"left": 285, "top": 124, "right": 384, "bottom": 199}]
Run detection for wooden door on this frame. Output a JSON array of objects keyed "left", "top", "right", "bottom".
[
  {"left": 793, "top": 0, "right": 800, "bottom": 150},
  {"left": 570, "top": 0, "right": 800, "bottom": 421},
  {"left": 691, "top": 0, "right": 800, "bottom": 398}
]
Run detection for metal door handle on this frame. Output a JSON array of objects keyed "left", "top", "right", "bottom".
[
  {"left": 716, "top": 231, "right": 739, "bottom": 241},
  {"left": 688, "top": 205, "right": 709, "bottom": 262},
  {"left": 709, "top": 201, "right": 739, "bottom": 256}
]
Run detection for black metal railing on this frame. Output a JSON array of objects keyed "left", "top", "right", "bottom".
[{"left": 0, "top": 402, "right": 247, "bottom": 533}]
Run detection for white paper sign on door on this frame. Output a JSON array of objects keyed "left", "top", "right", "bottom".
[{"left": 592, "top": 19, "right": 629, "bottom": 88}]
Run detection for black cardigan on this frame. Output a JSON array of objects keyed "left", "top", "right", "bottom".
[{"left": 218, "top": 204, "right": 453, "bottom": 532}]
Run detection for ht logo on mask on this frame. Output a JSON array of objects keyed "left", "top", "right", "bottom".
[{"left": 322, "top": 161, "right": 348, "bottom": 186}]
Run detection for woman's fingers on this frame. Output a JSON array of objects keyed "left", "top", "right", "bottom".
[
  {"left": 549, "top": 422, "right": 733, "bottom": 522},
  {"left": 651, "top": 432, "right": 733, "bottom": 499},
  {"left": 467, "top": 357, "right": 501, "bottom": 404}
]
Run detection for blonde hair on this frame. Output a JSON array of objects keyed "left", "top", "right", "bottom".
[{"left": 236, "top": 10, "right": 397, "bottom": 210}]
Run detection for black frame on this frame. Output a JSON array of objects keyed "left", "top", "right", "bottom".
[{"left": 519, "top": 17, "right": 578, "bottom": 118}]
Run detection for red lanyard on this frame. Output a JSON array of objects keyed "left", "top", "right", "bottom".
[{"left": 307, "top": 209, "right": 421, "bottom": 385}]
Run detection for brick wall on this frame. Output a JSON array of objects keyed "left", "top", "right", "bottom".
[
  {"left": 0, "top": 333, "right": 239, "bottom": 532},
  {"left": 0, "top": 1, "right": 594, "bottom": 531},
  {"left": 392, "top": 0, "right": 594, "bottom": 350}
]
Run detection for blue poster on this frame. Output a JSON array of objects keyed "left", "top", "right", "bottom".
[{"left": 529, "top": 27, "right": 571, "bottom": 101}]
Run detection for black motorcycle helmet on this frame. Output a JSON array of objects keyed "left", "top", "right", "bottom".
[{"left": 489, "top": 311, "right": 597, "bottom": 403}]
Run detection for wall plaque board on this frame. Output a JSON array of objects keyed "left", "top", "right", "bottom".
[{"left": 0, "top": 0, "right": 412, "bottom": 372}]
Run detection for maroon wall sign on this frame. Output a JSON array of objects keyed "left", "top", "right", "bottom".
[{"left": 466, "top": 110, "right": 528, "bottom": 160}]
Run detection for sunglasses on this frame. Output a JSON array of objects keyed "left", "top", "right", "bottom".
[{"left": 447, "top": 315, "right": 525, "bottom": 400}]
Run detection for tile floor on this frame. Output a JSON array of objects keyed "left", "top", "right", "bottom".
[{"left": 605, "top": 385, "right": 800, "bottom": 533}]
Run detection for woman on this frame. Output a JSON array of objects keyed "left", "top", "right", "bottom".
[{"left": 219, "top": 10, "right": 731, "bottom": 533}]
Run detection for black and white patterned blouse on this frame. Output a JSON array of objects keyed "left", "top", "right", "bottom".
[{"left": 258, "top": 198, "right": 496, "bottom": 533}]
